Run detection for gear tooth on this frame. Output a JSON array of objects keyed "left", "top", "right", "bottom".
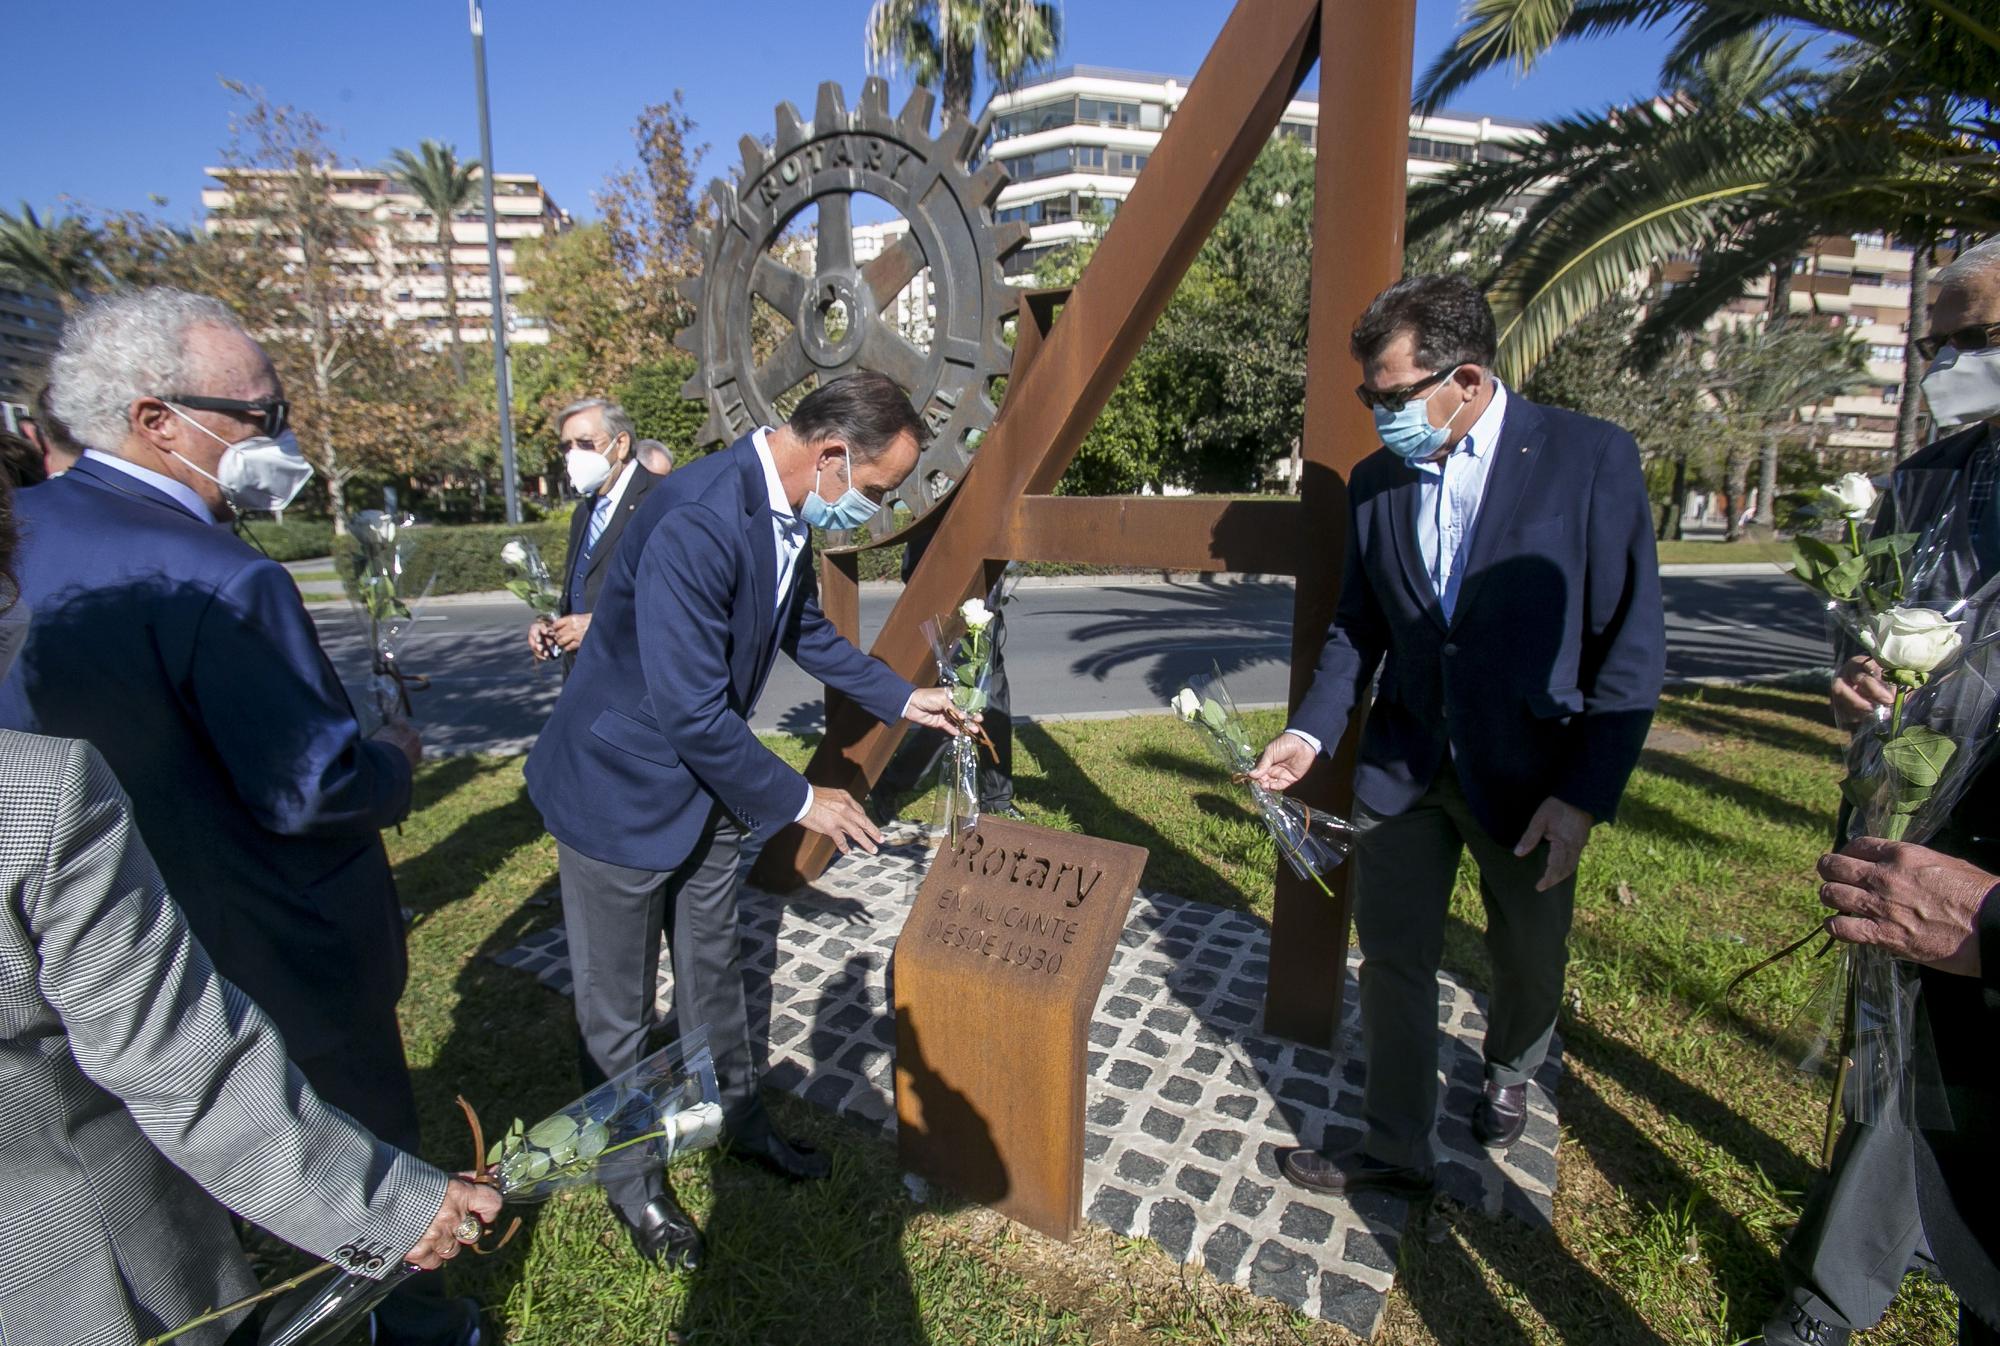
[
  {"left": 979, "top": 393, "right": 999, "bottom": 419},
  {"left": 739, "top": 134, "right": 769, "bottom": 179},
  {"left": 859, "top": 77, "right": 892, "bottom": 124},
  {"left": 815, "top": 81, "right": 849, "bottom": 131},
  {"left": 674, "top": 275, "right": 702, "bottom": 303},
  {"left": 704, "top": 176, "right": 738, "bottom": 217},
  {"left": 696, "top": 411, "right": 728, "bottom": 447},
  {"left": 775, "top": 101, "right": 807, "bottom": 149},
  {"left": 897, "top": 86, "right": 935, "bottom": 141},
  {"left": 992, "top": 219, "right": 1030, "bottom": 258},
  {"left": 938, "top": 113, "right": 981, "bottom": 164},
  {"left": 969, "top": 161, "right": 1008, "bottom": 207},
  {"left": 672, "top": 325, "right": 698, "bottom": 355}
]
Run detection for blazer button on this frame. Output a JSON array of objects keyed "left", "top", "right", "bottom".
[{"left": 1442, "top": 642, "right": 1459, "bottom": 657}]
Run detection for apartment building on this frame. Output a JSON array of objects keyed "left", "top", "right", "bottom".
[
  {"left": 0, "top": 283, "right": 63, "bottom": 403},
  {"left": 201, "top": 166, "right": 570, "bottom": 347}
]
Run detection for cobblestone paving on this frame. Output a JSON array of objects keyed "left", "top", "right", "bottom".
[{"left": 495, "top": 823, "right": 1563, "bottom": 1335}]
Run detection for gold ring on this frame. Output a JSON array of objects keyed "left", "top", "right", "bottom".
[{"left": 453, "top": 1215, "right": 481, "bottom": 1243}]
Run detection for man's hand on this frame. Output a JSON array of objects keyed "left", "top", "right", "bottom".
[
  {"left": 528, "top": 616, "right": 558, "bottom": 661},
  {"left": 371, "top": 718, "right": 422, "bottom": 768},
  {"left": 1831, "top": 654, "right": 1896, "bottom": 728},
  {"left": 1819, "top": 836, "right": 1994, "bottom": 976},
  {"left": 904, "top": 686, "right": 981, "bottom": 736},
  {"left": 1514, "top": 797, "right": 1593, "bottom": 893},
  {"left": 405, "top": 1176, "right": 502, "bottom": 1270},
  {"left": 546, "top": 613, "right": 592, "bottom": 654},
  {"left": 801, "top": 785, "right": 883, "bottom": 856},
  {"left": 1247, "top": 733, "right": 1318, "bottom": 792}
]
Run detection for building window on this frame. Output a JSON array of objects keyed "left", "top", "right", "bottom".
[
  {"left": 1408, "top": 136, "right": 1476, "bottom": 163},
  {"left": 1076, "top": 97, "right": 1138, "bottom": 126},
  {"left": 1852, "top": 270, "right": 1884, "bottom": 285},
  {"left": 1115, "top": 151, "right": 1148, "bottom": 175},
  {"left": 991, "top": 98, "right": 1077, "bottom": 142},
  {"left": 1276, "top": 122, "right": 1315, "bottom": 146},
  {"left": 1883, "top": 385, "right": 1901, "bottom": 403},
  {"left": 1868, "top": 343, "right": 1905, "bottom": 362},
  {"left": 1076, "top": 145, "right": 1105, "bottom": 171}
]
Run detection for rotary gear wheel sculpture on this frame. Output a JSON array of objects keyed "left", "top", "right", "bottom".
[{"left": 676, "top": 78, "right": 1028, "bottom": 527}]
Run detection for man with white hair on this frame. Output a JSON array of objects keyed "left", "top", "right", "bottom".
[
  {"left": 1765, "top": 236, "right": 2000, "bottom": 1346},
  {"left": 0, "top": 288, "right": 481, "bottom": 1345}
]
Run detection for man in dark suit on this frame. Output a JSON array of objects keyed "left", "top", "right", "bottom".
[
  {"left": 0, "top": 288, "right": 476, "bottom": 1346},
  {"left": 525, "top": 371, "right": 970, "bottom": 1268},
  {"left": 1250, "top": 274, "right": 1665, "bottom": 1198},
  {"left": 526, "top": 397, "right": 665, "bottom": 672},
  {"left": 1766, "top": 238, "right": 2000, "bottom": 1346}
]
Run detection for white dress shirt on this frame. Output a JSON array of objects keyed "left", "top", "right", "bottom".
[
  {"left": 83, "top": 450, "right": 217, "bottom": 523},
  {"left": 1284, "top": 380, "right": 1510, "bottom": 757}
]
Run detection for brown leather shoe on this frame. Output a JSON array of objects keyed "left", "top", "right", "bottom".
[
  {"left": 1472, "top": 1081, "right": 1528, "bottom": 1148},
  {"left": 1282, "top": 1148, "right": 1434, "bottom": 1198}
]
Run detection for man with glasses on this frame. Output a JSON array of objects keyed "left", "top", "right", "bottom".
[
  {"left": 1763, "top": 238, "right": 2000, "bottom": 1346},
  {"left": 526, "top": 397, "right": 665, "bottom": 673},
  {"left": 0, "top": 288, "right": 481, "bottom": 1345},
  {"left": 1248, "top": 274, "right": 1664, "bottom": 1200}
]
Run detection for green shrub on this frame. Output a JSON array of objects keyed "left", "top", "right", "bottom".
[
  {"left": 239, "top": 517, "right": 337, "bottom": 562},
  {"left": 338, "top": 519, "right": 574, "bottom": 598}
]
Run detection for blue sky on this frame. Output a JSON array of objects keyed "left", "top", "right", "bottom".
[{"left": 2, "top": 1, "right": 1667, "bottom": 227}]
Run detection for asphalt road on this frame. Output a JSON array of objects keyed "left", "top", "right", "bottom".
[{"left": 312, "top": 571, "right": 1831, "bottom": 758}]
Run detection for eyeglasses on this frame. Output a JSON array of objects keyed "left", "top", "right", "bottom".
[
  {"left": 560, "top": 436, "right": 616, "bottom": 454},
  {"left": 1354, "top": 367, "right": 1454, "bottom": 413},
  {"left": 1915, "top": 322, "right": 2000, "bottom": 363},
  {"left": 169, "top": 394, "right": 290, "bottom": 438}
]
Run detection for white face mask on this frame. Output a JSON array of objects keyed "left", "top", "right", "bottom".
[
  {"left": 166, "top": 404, "right": 315, "bottom": 514},
  {"left": 565, "top": 446, "right": 615, "bottom": 495},
  {"left": 1921, "top": 346, "right": 2000, "bottom": 429},
  {"left": 0, "top": 599, "right": 29, "bottom": 684}
]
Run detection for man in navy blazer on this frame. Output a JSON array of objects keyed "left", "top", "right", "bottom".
[
  {"left": 1251, "top": 275, "right": 1664, "bottom": 1199},
  {"left": 0, "top": 289, "right": 478, "bottom": 1345},
  {"left": 525, "top": 372, "right": 968, "bottom": 1268}
]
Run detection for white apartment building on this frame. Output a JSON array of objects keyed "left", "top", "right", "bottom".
[
  {"left": 201, "top": 167, "right": 570, "bottom": 347},
  {"left": 981, "top": 65, "right": 1542, "bottom": 277}
]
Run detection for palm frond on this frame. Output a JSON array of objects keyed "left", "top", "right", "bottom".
[
  {"left": 1415, "top": 0, "right": 1678, "bottom": 113},
  {"left": 1627, "top": 215, "right": 1819, "bottom": 364}
]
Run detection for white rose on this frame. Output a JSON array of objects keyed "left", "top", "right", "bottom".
[
  {"left": 960, "top": 597, "right": 993, "bottom": 630},
  {"left": 1171, "top": 688, "right": 1201, "bottom": 720},
  {"left": 1866, "top": 607, "right": 1963, "bottom": 676},
  {"left": 1819, "top": 473, "right": 1877, "bottom": 520},
  {"left": 501, "top": 539, "right": 529, "bottom": 568}
]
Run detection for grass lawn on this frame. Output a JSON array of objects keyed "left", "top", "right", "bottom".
[
  {"left": 378, "top": 687, "right": 1959, "bottom": 1345},
  {"left": 1655, "top": 539, "right": 1794, "bottom": 566}
]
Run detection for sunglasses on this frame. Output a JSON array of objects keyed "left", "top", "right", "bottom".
[
  {"left": 1354, "top": 366, "right": 1454, "bottom": 413},
  {"left": 558, "top": 436, "right": 614, "bottom": 454},
  {"left": 1915, "top": 322, "right": 2000, "bottom": 363},
  {"left": 170, "top": 394, "right": 290, "bottom": 438}
]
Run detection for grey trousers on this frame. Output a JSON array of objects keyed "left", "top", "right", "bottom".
[
  {"left": 1350, "top": 762, "right": 1575, "bottom": 1171},
  {"left": 556, "top": 812, "right": 764, "bottom": 1221},
  {"left": 1778, "top": 1118, "right": 1926, "bottom": 1330}
]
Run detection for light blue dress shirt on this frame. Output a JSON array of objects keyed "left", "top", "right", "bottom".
[{"left": 1413, "top": 380, "right": 1508, "bottom": 623}]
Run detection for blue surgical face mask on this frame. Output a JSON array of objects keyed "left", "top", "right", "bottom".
[
  {"left": 1371, "top": 373, "right": 1461, "bottom": 462},
  {"left": 798, "top": 452, "right": 878, "bottom": 531}
]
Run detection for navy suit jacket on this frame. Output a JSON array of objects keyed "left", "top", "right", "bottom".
[
  {"left": 525, "top": 435, "right": 915, "bottom": 872},
  {"left": 1290, "top": 395, "right": 1665, "bottom": 844},
  {"left": 0, "top": 456, "right": 412, "bottom": 1063},
  {"left": 562, "top": 464, "right": 662, "bottom": 618}
]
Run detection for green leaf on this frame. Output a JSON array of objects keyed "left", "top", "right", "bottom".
[
  {"left": 527, "top": 1114, "right": 578, "bottom": 1150},
  {"left": 1198, "top": 698, "right": 1230, "bottom": 732},
  {"left": 957, "top": 687, "right": 989, "bottom": 714},
  {"left": 1862, "top": 532, "right": 1919, "bottom": 558},
  {"left": 1881, "top": 726, "right": 1956, "bottom": 790},
  {"left": 1792, "top": 535, "right": 1846, "bottom": 570},
  {"left": 577, "top": 1121, "right": 609, "bottom": 1162},
  {"left": 1839, "top": 771, "right": 1878, "bottom": 810}
]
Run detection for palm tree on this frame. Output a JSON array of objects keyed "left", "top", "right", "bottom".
[
  {"left": 864, "top": 0, "right": 1062, "bottom": 121},
  {"left": 386, "top": 140, "right": 482, "bottom": 383},
  {"left": 1406, "top": 0, "right": 2000, "bottom": 429},
  {"left": 0, "top": 203, "right": 103, "bottom": 310}
]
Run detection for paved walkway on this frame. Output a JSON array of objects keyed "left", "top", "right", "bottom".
[{"left": 494, "top": 822, "right": 1563, "bottom": 1335}]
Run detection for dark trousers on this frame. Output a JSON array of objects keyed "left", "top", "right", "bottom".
[
  {"left": 879, "top": 610, "right": 1013, "bottom": 809},
  {"left": 1777, "top": 1118, "right": 1926, "bottom": 1330},
  {"left": 293, "top": 1000, "right": 470, "bottom": 1346},
  {"left": 1349, "top": 761, "right": 1574, "bottom": 1171},
  {"left": 556, "top": 812, "right": 763, "bottom": 1221}
]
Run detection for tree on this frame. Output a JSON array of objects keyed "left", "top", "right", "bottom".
[
  {"left": 1409, "top": 8, "right": 1999, "bottom": 381},
  {"left": 596, "top": 95, "right": 707, "bottom": 364},
  {"left": 865, "top": 0, "right": 1062, "bottom": 119},
  {"left": 0, "top": 203, "right": 102, "bottom": 309},
  {"left": 386, "top": 140, "right": 482, "bottom": 385},
  {"left": 616, "top": 354, "right": 711, "bottom": 464}
]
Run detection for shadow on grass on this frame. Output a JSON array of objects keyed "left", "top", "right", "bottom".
[
  {"left": 1686, "top": 684, "right": 1841, "bottom": 729},
  {"left": 1636, "top": 749, "right": 1828, "bottom": 834},
  {"left": 397, "top": 758, "right": 553, "bottom": 924},
  {"left": 1663, "top": 702, "right": 1841, "bottom": 762}
]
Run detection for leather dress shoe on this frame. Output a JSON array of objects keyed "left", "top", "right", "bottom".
[
  {"left": 728, "top": 1127, "right": 832, "bottom": 1182},
  {"left": 1472, "top": 1081, "right": 1528, "bottom": 1148},
  {"left": 614, "top": 1194, "right": 703, "bottom": 1270},
  {"left": 1762, "top": 1300, "right": 1852, "bottom": 1345},
  {"left": 1282, "top": 1148, "right": 1434, "bottom": 1199}
]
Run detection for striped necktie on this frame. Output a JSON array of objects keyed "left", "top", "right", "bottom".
[{"left": 584, "top": 494, "right": 613, "bottom": 559}]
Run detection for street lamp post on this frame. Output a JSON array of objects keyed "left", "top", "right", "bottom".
[{"left": 470, "top": 0, "right": 521, "bottom": 523}]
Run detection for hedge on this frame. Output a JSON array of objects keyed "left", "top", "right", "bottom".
[
  {"left": 239, "top": 518, "right": 337, "bottom": 563},
  {"left": 338, "top": 519, "right": 575, "bottom": 598}
]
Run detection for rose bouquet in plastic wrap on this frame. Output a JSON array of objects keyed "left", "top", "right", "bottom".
[
  {"left": 919, "top": 567, "right": 1017, "bottom": 845},
  {"left": 501, "top": 537, "right": 561, "bottom": 672},
  {"left": 145, "top": 1032, "right": 725, "bottom": 1346},
  {"left": 1764, "top": 471, "right": 2000, "bottom": 1138},
  {"left": 1170, "top": 665, "right": 1352, "bottom": 896},
  {"left": 344, "top": 510, "right": 434, "bottom": 727}
]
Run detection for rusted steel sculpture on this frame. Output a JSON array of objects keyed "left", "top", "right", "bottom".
[{"left": 711, "top": 0, "right": 1415, "bottom": 1047}]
